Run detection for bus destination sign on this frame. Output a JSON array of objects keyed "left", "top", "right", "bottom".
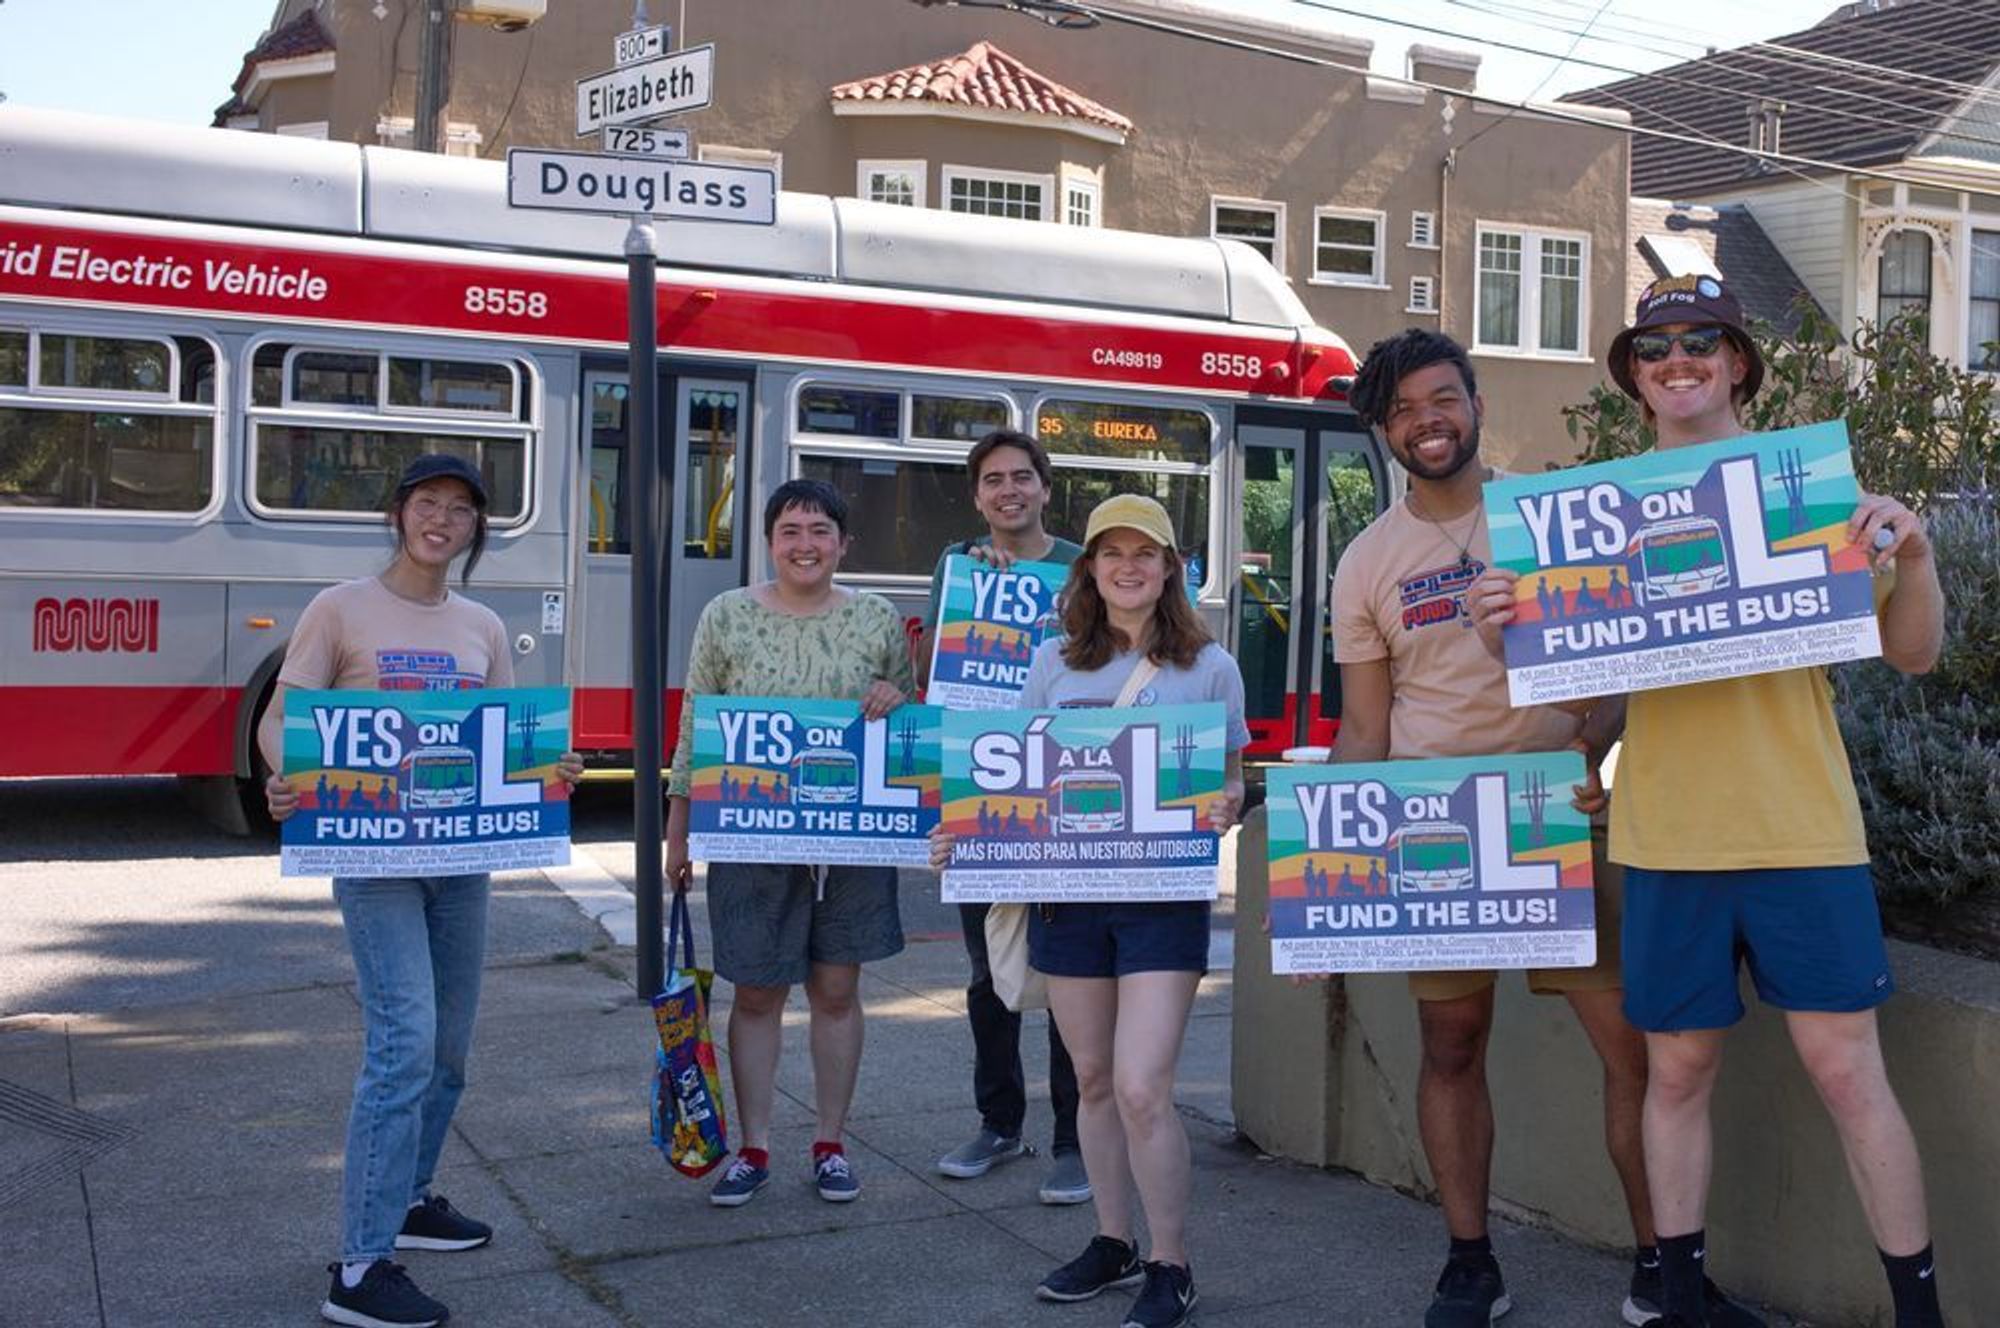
[{"left": 507, "top": 149, "right": 775, "bottom": 224}]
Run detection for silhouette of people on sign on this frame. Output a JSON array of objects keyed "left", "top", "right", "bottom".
[
  {"left": 1338, "top": 863, "right": 1357, "bottom": 896},
  {"left": 978, "top": 802, "right": 993, "bottom": 836},
  {"left": 1033, "top": 806, "right": 1049, "bottom": 837},
  {"left": 1368, "top": 860, "right": 1384, "bottom": 896},
  {"left": 1573, "top": 574, "right": 1600, "bottom": 614},
  {"left": 1607, "top": 567, "right": 1627, "bottom": 608},
  {"left": 1536, "top": 578, "right": 1555, "bottom": 621},
  {"left": 1005, "top": 807, "right": 1023, "bottom": 837}
]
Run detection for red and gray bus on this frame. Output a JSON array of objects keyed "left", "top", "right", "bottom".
[{"left": 0, "top": 106, "right": 1388, "bottom": 824}]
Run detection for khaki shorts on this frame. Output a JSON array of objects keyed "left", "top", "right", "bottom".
[{"left": 1408, "top": 823, "right": 1624, "bottom": 1003}]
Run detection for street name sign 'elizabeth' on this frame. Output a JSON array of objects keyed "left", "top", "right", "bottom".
[
  {"left": 506, "top": 149, "right": 776, "bottom": 224},
  {"left": 575, "top": 44, "right": 715, "bottom": 135}
]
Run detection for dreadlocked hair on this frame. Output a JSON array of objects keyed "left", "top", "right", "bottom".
[{"left": 1348, "top": 329, "right": 1477, "bottom": 431}]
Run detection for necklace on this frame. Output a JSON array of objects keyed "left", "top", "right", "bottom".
[{"left": 1406, "top": 479, "right": 1488, "bottom": 570}]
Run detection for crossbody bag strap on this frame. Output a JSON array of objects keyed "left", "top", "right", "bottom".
[{"left": 1113, "top": 656, "right": 1161, "bottom": 708}]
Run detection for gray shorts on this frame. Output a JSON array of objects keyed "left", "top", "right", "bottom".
[{"left": 705, "top": 862, "right": 904, "bottom": 987}]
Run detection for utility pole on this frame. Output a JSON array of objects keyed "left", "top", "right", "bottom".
[{"left": 414, "top": 0, "right": 455, "bottom": 154}]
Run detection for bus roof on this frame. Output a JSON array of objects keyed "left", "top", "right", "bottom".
[{"left": 0, "top": 106, "right": 1319, "bottom": 331}]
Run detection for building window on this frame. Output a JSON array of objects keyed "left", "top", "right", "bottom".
[
  {"left": 858, "top": 160, "right": 924, "bottom": 207},
  {"left": 372, "top": 117, "right": 483, "bottom": 157},
  {"left": 1407, "top": 276, "right": 1439, "bottom": 315},
  {"left": 1475, "top": 226, "right": 1588, "bottom": 356},
  {"left": 1065, "top": 178, "right": 1101, "bottom": 228},
  {"left": 1410, "top": 211, "right": 1438, "bottom": 249},
  {"left": 1211, "top": 198, "right": 1285, "bottom": 273},
  {"left": 1972, "top": 228, "right": 1999, "bottom": 372},
  {"left": 700, "top": 144, "right": 783, "bottom": 190},
  {"left": 1311, "top": 208, "right": 1384, "bottom": 285},
  {"left": 943, "top": 167, "right": 1050, "bottom": 221},
  {"left": 1877, "top": 228, "right": 1933, "bottom": 329},
  {"left": 275, "top": 121, "right": 330, "bottom": 140}
]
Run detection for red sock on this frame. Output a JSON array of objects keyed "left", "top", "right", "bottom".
[
  {"left": 811, "top": 1140, "right": 844, "bottom": 1162},
  {"left": 738, "top": 1147, "right": 769, "bottom": 1170}
]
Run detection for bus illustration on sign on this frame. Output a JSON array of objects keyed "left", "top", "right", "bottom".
[
  {"left": 1631, "top": 516, "right": 1732, "bottom": 604},
  {"left": 1051, "top": 771, "right": 1126, "bottom": 834},
  {"left": 1389, "top": 820, "right": 1476, "bottom": 894},
  {"left": 792, "top": 748, "right": 860, "bottom": 805},
  {"left": 399, "top": 745, "right": 478, "bottom": 811}
]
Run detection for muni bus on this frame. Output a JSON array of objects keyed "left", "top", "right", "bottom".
[
  {"left": 0, "top": 106, "right": 1389, "bottom": 826},
  {"left": 1630, "top": 515, "right": 1732, "bottom": 604},
  {"left": 1050, "top": 771, "right": 1126, "bottom": 835},
  {"left": 1388, "top": 820, "right": 1476, "bottom": 895},
  {"left": 791, "top": 748, "right": 860, "bottom": 806},
  {"left": 398, "top": 745, "right": 478, "bottom": 812}
]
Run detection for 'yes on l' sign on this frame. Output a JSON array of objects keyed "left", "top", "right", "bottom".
[
  {"left": 312, "top": 703, "right": 537, "bottom": 807},
  {"left": 1513, "top": 456, "right": 1826, "bottom": 586},
  {"left": 716, "top": 709, "right": 917, "bottom": 808},
  {"left": 1294, "top": 775, "right": 1556, "bottom": 892}
]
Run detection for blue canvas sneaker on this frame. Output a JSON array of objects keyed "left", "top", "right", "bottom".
[{"left": 708, "top": 1155, "right": 769, "bottom": 1208}]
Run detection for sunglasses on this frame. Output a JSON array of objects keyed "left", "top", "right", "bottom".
[{"left": 1630, "top": 327, "right": 1727, "bottom": 361}]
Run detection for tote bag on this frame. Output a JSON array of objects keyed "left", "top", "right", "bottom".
[{"left": 649, "top": 890, "right": 730, "bottom": 1177}]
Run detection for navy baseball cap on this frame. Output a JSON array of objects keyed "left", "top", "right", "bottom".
[
  {"left": 394, "top": 453, "right": 488, "bottom": 508},
  {"left": 1607, "top": 274, "right": 1764, "bottom": 402}
]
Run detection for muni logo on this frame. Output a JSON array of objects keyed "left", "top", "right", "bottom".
[{"left": 31, "top": 597, "right": 160, "bottom": 654}]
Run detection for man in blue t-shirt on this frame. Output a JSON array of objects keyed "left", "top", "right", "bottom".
[{"left": 922, "top": 428, "right": 1087, "bottom": 1205}]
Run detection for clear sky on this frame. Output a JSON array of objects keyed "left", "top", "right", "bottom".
[{"left": 0, "top": 0, "right": 1840, "bottom": 126}]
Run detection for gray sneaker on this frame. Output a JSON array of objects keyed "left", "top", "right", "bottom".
[
  {"left": 936, "top": 1128, "right": 1026, "bottom": 1178},
  {"left": 1038, "top": 1150, "right": 1092, "bottom": 1205}
]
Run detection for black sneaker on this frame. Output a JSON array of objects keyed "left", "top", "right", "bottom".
[
  {"left": 1700, "top": 1279, "right": 1768, "bottom": 1328},
  {"left": 1034, "top": 1234, "right": 1145, "bottom": 1303},
  {"left": 395, "top": 1195, "right": 493, "bottom": 1252},
  {"left": 1123, "top": 1261, "right": 1197, "bottom": 1328},
  {"left": 320, "top": 1260, "right": 450, "bottom": 1328},
  {"left": 1425, "top": 1254, "right": 1512, "bottom": 1327},
  {"left": 1625, "top": 1254, "right": 1664, "bottom": 1324}
]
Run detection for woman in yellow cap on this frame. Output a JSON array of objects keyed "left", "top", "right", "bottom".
[{"left": 948, "top": 492, "right": 1246, "bottom": 1328}]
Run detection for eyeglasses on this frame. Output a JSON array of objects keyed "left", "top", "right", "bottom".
[
  {"left": 1630, "top": 327, "right": 1727, "bottom": 362},
  {"left": 408, "top": 495, "right": 478, "bottom": 523}
]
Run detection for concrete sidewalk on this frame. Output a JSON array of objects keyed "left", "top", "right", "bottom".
[{"left": 1, "top": 877, "right": 1726, "bottom": 1328}]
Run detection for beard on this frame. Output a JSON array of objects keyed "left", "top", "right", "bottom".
[{"left": 1394, "top": 421, "right": 1481, "bottom": 482}]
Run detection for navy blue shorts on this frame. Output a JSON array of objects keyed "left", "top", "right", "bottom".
[
  {"left": 1621, "top": 864, "right": 1893, "bottom": 1032},
  {"left": 1029, "top": 901, "right": 1210, "bottom": 979}
]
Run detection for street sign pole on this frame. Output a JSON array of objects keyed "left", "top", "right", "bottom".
[{"left": 627, "top": 216, "right": 665, "bottom": 1000}]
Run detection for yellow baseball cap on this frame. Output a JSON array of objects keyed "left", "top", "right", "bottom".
[{"left": 1084, "top": 494, "right": 1176, "bottom": 550}]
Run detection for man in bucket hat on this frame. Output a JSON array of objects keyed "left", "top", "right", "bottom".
[{"left": 1471, "top": 277, "right": 1949, "bottom": 1327}]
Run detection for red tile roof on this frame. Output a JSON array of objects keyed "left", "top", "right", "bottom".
[
  {"left": 213, "top": 9, "right": 337, "bottom": 124},
  {"left": 831, "top": 41, "right": 1133, "bottom": 134}
]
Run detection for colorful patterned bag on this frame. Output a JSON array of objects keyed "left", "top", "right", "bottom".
[{"left": 649, "top": 890, "right": 729, "bottom": 1177}]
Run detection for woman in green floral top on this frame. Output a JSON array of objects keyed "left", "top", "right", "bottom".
[{"left": 667, "top": 478, "right": 915, "bottom": 1208}]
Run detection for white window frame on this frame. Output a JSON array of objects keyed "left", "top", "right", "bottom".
[
  {"left": 0, "top": 319, "right": 224, "bottom": 524},
  {"left": 1309, "top": 206, "right": 1387, "bottom": 287},
  {"left": 942, "top": 165, "right": 1053, "bottom": 222},
  {"left": 1472, "top": 223, "right": 1592, "bottom": 361},
  {"left": 1063, "top": 176, "right": 1102, "bottom": 228},
  {"left": 1210, "top": 197, "right": 1286, "bottom": 275},
  {"left": 245, "top": 332, "right": 538, "bottom": 529},
  {"left": 1407, "top": 275, "right": 1439, "bottom": 315},
  {"left": 275, "top": 120, "right": 330, "bottom": 140},
  {"left": 699, "top": 144, "right": 784, "bottom": 190},
  {"left": 1409, "top": 211, "right": 1439, "bottom": 249},
  {"left": 856, "top": 158, "right": 926, "bottom": 208}
]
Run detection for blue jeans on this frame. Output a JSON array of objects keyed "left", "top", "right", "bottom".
[{"left": 333, "top": 874, "right": 490, "bottom": 1263}]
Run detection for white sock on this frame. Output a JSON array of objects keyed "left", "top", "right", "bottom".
[{"left": 340, "top": 1260, "right": 373, "bottom": 1290}]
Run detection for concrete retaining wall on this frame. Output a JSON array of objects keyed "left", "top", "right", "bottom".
[{"left": 1231, "top": 806, "right": 1999, "bottom": 1326}]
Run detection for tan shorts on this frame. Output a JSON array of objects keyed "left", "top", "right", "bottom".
[{"left": 1408, "top": 823, "right": 1624, "bottom": 1003}]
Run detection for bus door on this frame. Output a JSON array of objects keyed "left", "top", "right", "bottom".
[
  {"left": 1231, "top": 410, "right": 1383, "bottom": 759},
  {"left": 575, "top": 364, "right": 750, "bottom": 761}
]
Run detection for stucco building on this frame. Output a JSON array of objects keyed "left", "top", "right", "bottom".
[{"left": 216, "top": 0, "right": 1633, "bottom": 470}]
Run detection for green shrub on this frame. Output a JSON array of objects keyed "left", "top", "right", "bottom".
[{"left": 1835, "top": 499, "right": 2000, "bottom": 907}]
